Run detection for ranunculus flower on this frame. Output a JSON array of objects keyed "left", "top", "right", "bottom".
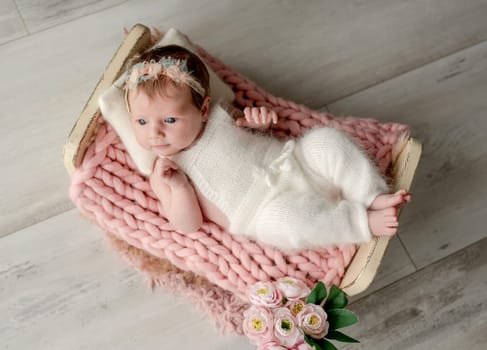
[
  {"left": 243, "top": 305, "right": 274, "bottom": 345},
  {"left": 287, "top": 299, "right": 306, "bottom": 316},
  {"left": 272, "top": 307, "right": 301, "bottom": 347},
  {"left": 249, "top": 281, "right": 283, "bottom": 307},
  {"left": 276, "top": 277, "right": 311, "bottom": 301},
  {"left": 297, "top": 304, "right": 329, "bottom": 339},
  {"left": 258, "top": 341, "right": 287, "bottom": 350}
]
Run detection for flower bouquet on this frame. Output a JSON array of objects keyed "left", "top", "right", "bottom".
[{"left": 242, "top": 277, "right": 359, "bottom": 350}]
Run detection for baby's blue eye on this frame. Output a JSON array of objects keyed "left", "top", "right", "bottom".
[
  {"left": 137, "top": 119, "right": 147, "bottom": 126},
  {"left": 164, "top": 117, "right": 176, "bottom": 124}
]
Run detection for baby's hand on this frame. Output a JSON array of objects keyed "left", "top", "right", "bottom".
[
  {"left": 236, "top": 106, "right": 278, "bottom": 130},
  {"left": 150, "top": 157, "right": 190, "bottom": 190}
]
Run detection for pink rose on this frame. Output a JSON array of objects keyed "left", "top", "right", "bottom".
[
  {"left": 297, "top": 304, "right": 329, "bottom": 339},
  {"left": 249, "top": 281, "right": 283, "bottom": 307},
  {"left": 287, "top": 299, "right": 306, "bottom": 316},
  {"left": 243, "top": 305, "right": 274, "bottom": 345},
  {"left": 258, "top": 341, "right": 287, "bottom": 350},
  {"left": 273, "top": 307, "right": 301, "bottom": 348},
  {"left": 276, "top": 277, "right": 311, "bottom": 301}
]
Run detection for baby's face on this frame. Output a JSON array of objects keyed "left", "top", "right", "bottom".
[{"left": 128, "top": 84, "right": 209, "bottom": 157}]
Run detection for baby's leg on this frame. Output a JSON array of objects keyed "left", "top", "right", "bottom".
[
  {"left": 254, "top": 191, "right": 372, "bottom": 250},
  {"left": 296, "top": 127, "right": 389, "bottom": 207}
]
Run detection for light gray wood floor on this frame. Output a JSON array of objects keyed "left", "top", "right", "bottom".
[{"left": 1, "top": 1, "right": 486, "bottom": 349}]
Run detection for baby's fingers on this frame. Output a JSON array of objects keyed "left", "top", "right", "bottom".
[
  {"left": 153, "top": 158, "right": 164, "bottom": 173},
  {"left": 155, "top": 157, "right": 178, "bottom": 174},
  {"left": 251, "top": 107, "right": 260, "bottom": 125},
  {"left": 236, "top": 116, "right": 252, "bottom": 127},
  {"left": 235, "top": 117, "right": 245, "bottom": 126},
  {"left": 259, "top": 107, "right": 268, "bottom": 124},
  {"left": 243, "top": 107, "right": 262, "bottom": 125},
  {"left": 241, "top": 107, "right": 277, "bottom": 128},
  {"left": 163, "top": 162, "right": 179, "bottom": 174},
  {"left": 242, "top": 107, "right": 253, "bottom": 125},
  {"left": 269, "top": 109, "right": 278, "bottom": 124}
]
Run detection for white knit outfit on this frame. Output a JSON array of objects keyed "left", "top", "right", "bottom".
[{"left": 172, "top": 105, "right": 389, "bottom": 250}]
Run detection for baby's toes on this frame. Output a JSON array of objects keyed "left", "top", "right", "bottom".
[
  {"left": 383, "top": 227, "right": 397, "bottom": 236},
  {"left": 383, "top": 207, "right": 398, "bottom": 217},
  {"left": 387, "top": 221, "right": 399, "bottom": 228}
]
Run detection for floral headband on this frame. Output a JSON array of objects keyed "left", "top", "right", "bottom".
[{"left": 124, "top": 56, "right": 206, "bottom": 97}]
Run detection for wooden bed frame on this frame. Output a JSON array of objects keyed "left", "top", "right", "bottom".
[{"left": 63, "top": 24, "right": 422, "bottom": 296}]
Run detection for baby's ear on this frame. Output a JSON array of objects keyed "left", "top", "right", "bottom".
[{"left": 201, "top": 95, "right": 211, "bottom": 121}]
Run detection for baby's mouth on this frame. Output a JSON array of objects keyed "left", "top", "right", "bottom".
[{"left": 152, "top": 144, "right": 169, "bottom": 149}]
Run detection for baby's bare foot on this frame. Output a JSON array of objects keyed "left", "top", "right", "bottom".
[
  {"left": 368, "top": 207, "right": 399, "bottom": 237},
  {"left": 369, "top": 189, "right": 411, "bottom": 210}
]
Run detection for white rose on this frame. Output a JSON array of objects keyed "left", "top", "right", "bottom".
[
  {"left": 276, "top": 277, "right": 311, "bottom": 301},
  {"left": 273, "top": 307, "right": 301, "bottom": 348},
  {"left": 297, "top": 304, "right": 329, "bottom": 339},
  {"left": 248, "top": 281, "right": 283, "bottom": 307}
]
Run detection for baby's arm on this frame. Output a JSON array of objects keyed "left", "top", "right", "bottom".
[
  {"left": 235, "top": 106, "right": 278, "bottom": 130},
  {"left": 150, "top": 158, "right": 203, "bottom": 233}
]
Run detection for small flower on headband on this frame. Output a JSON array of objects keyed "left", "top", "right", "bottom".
[{"left": 124, "top": 56, "right": 205, "bottom": 96}]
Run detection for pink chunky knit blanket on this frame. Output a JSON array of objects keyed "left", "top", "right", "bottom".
[{"left": 69, "top": 43, "right": 409, "bottom": 334}]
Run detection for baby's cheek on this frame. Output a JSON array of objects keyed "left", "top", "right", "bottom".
[{"left": 133, "top": 128, "right": 151, "bottom": 149}]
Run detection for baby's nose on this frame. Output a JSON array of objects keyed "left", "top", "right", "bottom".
[{"left": 150, "top": 123, "right": 165, "bottom": 137}]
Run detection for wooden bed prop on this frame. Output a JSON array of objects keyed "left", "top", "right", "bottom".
[{"left": 63, "top": 24, "right": 421, "bottom": 296}]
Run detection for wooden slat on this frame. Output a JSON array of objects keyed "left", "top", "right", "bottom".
[
  {"left": 0, "top": 210, "right": 251, "bottom": 350},
  {"left": 203, "top": 0, "right": 487, "bottom": 107},
  {"left": 0, "top": 0, "right": 27, "bottom": 44},
  {"left": 0, "top": 12, "right": 143, "bottom": 236},
  {"left": 341, "top": 238, "right": 487, "bottom": 349},
  {"left": 14, "top": 0, "right": 127, "bottom": 33},
  {"left": 328, "top": 40, "right": 487, "bottom": 269}
]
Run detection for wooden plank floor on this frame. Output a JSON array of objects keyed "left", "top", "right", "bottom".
[
  {"left": 1, "top": 1, "right": 486, "bottom": 349},
  {"left": 343, "top": 237, "right": 487, "bottom": 350}
]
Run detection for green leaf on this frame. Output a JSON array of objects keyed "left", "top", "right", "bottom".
[
  {"left": 326, "top": 330, "right": 360, "bottom": 343},
  {"left": 306, "top": 281, "right": 327, "bottom": 305},
  {"left": 324, "top": 285, "right": 348, "bottom": 310},
  {"left": 304, "top": 335, "right": 322, "bottom": 350},
  {"left": 304, "top": 335, "right": 340, "bottom": 350},
  {"left": 304, "top": 334, "right": 313, "bottom": 346},
  {"left": 313, "top": 338, "right": 338, "bottom": 350},
  {"left": 327, "top": 309, "right": 359, "bottom": 330}
]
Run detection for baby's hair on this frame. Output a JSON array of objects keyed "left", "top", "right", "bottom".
[{"left": 127, "top": 45, "right": 210, "bottom": 109}]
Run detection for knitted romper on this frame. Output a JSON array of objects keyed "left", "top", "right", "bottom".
[{"left": 172, "top": 104, "right": 389, "bottom": 250}]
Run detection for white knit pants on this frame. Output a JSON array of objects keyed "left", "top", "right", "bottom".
[{"left": 253, "top": 127, "right": 389, "bottom": 250}]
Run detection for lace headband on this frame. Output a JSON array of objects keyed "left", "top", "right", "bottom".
[{"left": 124, "top": 56, "right": 206, "bottom": 97}]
